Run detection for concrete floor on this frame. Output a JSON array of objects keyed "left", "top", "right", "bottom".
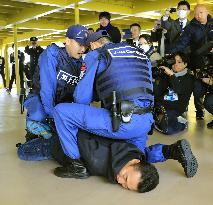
[{"left": 0, "top": 89, "right": 212, "bottom": 205}]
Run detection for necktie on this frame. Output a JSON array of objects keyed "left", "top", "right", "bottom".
[{"left": 180, "top": 22, "right": 183, "bottom": 31}]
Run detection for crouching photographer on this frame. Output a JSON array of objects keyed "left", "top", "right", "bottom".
[{"left": 153, "top": 52, "right": 194, "bottom": 134}]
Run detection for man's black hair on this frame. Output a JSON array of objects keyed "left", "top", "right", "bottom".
[
  {"left": 99, "top": 11, "right": 111, "bottom": 20},
  {"left": 175, "top": 51, "right": 189, "bottom": 64},
  {"left": 178, "top": 1, "right": 190, "bottom": 10},
  {"left": 139, "top": 34, "right": 152, "bottom": 44},
  {"left": 130, "top": 23, "right": 141, "bottom": 29},
  {"left": 136, "top": 161, "right": 159, "bottom": 193}
]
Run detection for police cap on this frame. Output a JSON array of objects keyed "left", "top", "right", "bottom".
[
  {"left": 30, "top": 37, "right": 38, "bottom": 42},
  {"left": 86, "top": 30, "right": 110, "bottom": 46}
]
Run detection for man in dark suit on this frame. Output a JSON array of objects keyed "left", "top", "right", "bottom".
[{"left": 160, "top": 1, "right": 191, "bottom": 52}]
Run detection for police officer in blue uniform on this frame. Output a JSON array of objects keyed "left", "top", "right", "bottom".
[
  {"left": 53, "top": 32, "right": 198, "bottom": 179},
  {"left": 24, "top": 37, "right": 44, "bottom": 80},
  {"left": 52, "top": 30, "right": 156, "bottom": 175},
  {"left": 24, "top": 25, "right": 88, "bottom": 139}
]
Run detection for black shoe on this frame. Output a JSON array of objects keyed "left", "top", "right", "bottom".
[
  {"left": 54, "top": 159, "right": 90, "bottom": 179},
  {"left": 196, "top": 111, "right": 204, "bottom": 120},
  {"left": 207, "top": 120, "right": 213, "bottom": 129},
  {"left": 175, "top": 139, "right": 198, "bottom": 178},
  {"left": 163, "top": 139, "right": 198, "bottom": 178}
]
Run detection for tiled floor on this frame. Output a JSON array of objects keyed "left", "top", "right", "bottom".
[{"left": 0, "top": 89, "right": 212, "bottom": 205}]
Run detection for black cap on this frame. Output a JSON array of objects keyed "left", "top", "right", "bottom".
[
  {"left": 86, "top": 30, "right": 110, "bottom": 46},
  {"left": 30, "top": 37, "right": 38, "bottom": 42}
]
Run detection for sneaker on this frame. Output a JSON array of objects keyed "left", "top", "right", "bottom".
[
  {"left": 177, "top": 116, "right": 188, "bottom": 129},
  {"left": 54, "top": 159, "right": 90, "bottom": 179},
  {"left": 207, "top": 120, "right": 213, "bottom": 129}
]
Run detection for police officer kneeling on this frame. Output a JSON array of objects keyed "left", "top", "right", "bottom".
[
  {"left": 23, "top": 25, "right": 88, "bottom": 140},
  {"left": 52, "top": 30, "right": 155, "bottom": 178}
]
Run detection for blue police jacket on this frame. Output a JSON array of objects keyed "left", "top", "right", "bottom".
[
  {"left": 74, "top": 42, "right": 154, "bottom": 109},
  {"left": 34, "top": 43, "right": 85, "bottom": 118}
]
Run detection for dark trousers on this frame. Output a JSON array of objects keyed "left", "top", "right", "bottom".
[
  {"left": 204, "top": 93, "right": 213, "bottom": 115},
  {"left": 193, "top": 78, "right": 207, "bottom": 114},
  {"left": 0, "top": 69, "right": 6, "bottom": 87},
  {"left": 156, "top": 110, "right": 186, "bottom": 135},
  {"left": 9, "top": 65, "right": 24, "bottom": 90}
]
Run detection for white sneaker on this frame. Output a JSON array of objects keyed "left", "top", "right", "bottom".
[{"left": 177, "top": 116, "right": 188, "bottom": 129}]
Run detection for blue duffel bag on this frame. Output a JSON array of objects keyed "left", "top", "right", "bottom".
[{"left": 17, "top": 137, "right": 55, "bottom": 161}]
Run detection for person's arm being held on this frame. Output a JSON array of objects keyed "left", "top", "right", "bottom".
[{"left": 74, "top": 51, "right": 100, "bottom": 104}]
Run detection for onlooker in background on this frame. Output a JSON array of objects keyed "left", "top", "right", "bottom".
[
  {"left": 7, "top": 44, "right": 25, "bottom": 93},
  {"left": 88, "top": 28, "right": 94, "bottom": 35},
  {"left": 151, "top": 1, "right": 190, "bottom": 55},
  {"left": 126, "top": 23, "right": 141, "bottom": 47},
  {"left": 153, "top": 52, "right": 194, "bottom": 135},
  {"left": 161, "top": 0, "right": 191, "bottom": 52},
  {"left": 202, "top": 77, "right": 213, "bottom": 128},
  {"left": 0, "top": 56, "right": 6, "bottom": 88},
  {"left": 138, "top": 34, "right": 162, "bottom": 67},
  {"left": 170, "top": 4, "right": 213, "bottom": 120},
  {"left": 24, "top": 37, "right": 44, "bottom": 80},
  {"left": 96, "top": 11, "right": 121, "bottom": 43},
  {"left": 151, "top": 19, "right": 169, "bottom": 57}
]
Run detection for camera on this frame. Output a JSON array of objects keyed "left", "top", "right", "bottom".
[
  {"left": 170, "top": 8, "right": 177, "bottom": 13},
  {"left": 152, "top": 54, "right": 176, "bottom": 78},
  {"left": 195, "top": 53, "right": 213, "bottom": 79},
  {"left": 194, "top": 41, "right": 213, "bottom": 79}
]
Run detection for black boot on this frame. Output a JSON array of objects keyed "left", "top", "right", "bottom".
[
  {"left": 162, "top": 139, "right": 198, "bottom": 178},
  {"left": 54, "top": 159, "right": 90, "bottom": 179}
]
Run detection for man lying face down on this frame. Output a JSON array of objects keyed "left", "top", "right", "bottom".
[
  {"left": 53, "top": 130, "right": 198, "bottom": 193},
  {"left": 53, "top": 130, "right": 159, "bottom": 193}
]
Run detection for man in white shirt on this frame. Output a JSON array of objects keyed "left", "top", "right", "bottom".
[{"left": 126, "top": 23, "right": 141, "bottom": 47}]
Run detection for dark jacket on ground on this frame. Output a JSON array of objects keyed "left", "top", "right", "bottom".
[
  {"left": 97, "top": 24, "right": 121, "bottom": 43},
  {"left": 52, "top": 130, "right": 144, "bottom": 183},
  {"left": 78, "top": 130, "right": 144, "bottom": 183},
  {"left": 154, "top": 71, "right": 194, "bottom": 115},
  {"left": 170, "top": 15, "right": 213, "bottom": 70}
]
